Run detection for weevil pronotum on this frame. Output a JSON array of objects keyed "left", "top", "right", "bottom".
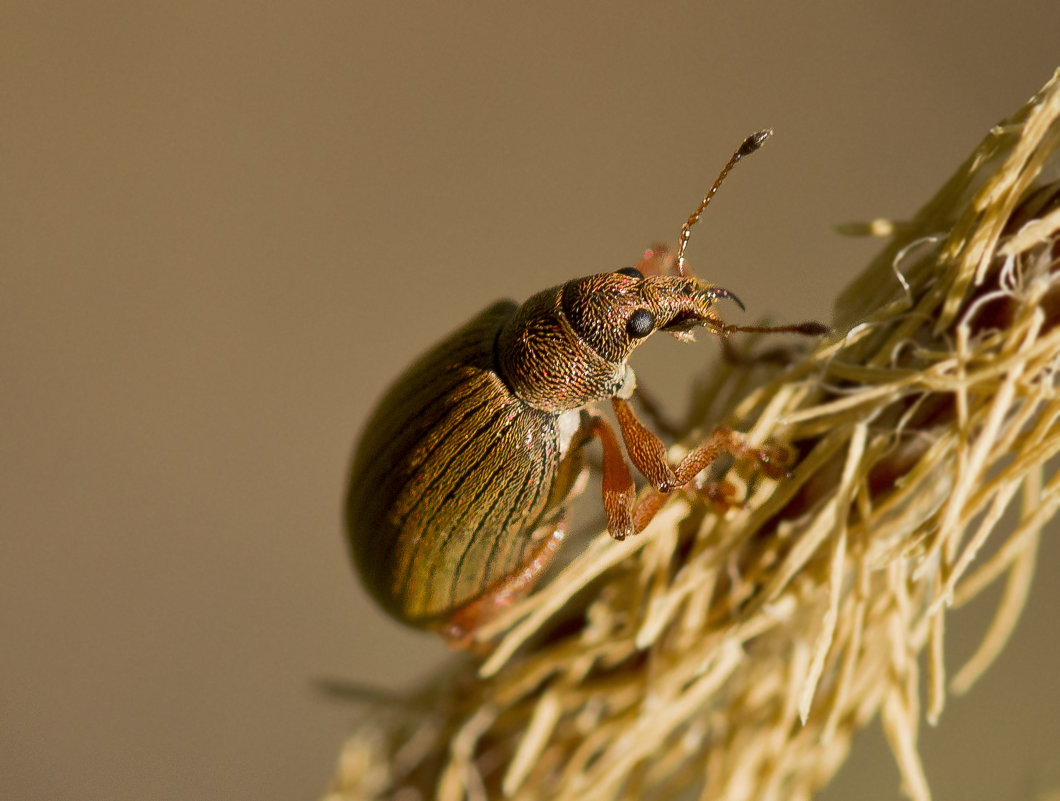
[{"left": 346, "top": 130, "right": 828, "bottom": 644}]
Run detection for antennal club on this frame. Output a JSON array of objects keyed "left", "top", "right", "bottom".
[{"left": 675, "top": 129, "right": 773, "bottom": 275}]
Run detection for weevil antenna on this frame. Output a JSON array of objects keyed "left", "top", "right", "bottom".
[
  {"left": 717, "top": 320, "right": 831, "bottom": 337},
  {"left": 676, "top": 129, "right": 773, "bottom": 276}
]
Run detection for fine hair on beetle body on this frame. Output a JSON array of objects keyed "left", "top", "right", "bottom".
[{"left": 345, "top": 130, "right": 828, "bottom": 646}]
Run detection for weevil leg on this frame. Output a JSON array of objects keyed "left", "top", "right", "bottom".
[
  {"left": 582, "top": 411, "right": 638, "bottom": 541},
  {"left": 611, "top": 397, "right": 789, "bottom": 533},
  {"left": 698, "top": 477, "right": 742, "bottom": 510},
  {"left": 633, "top": 243, "right": 678, "bottom": 277},
  {"left": 613, "top": 397, "right": 788, "bottom": 486},
  {"left": 437, "top": 513, "right": 570, "bottom": 649}
]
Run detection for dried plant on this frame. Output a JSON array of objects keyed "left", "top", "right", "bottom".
[{"left": 323, "top": 70, "right": 1060, "bottom": 801}]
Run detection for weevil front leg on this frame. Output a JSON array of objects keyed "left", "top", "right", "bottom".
[
  {"left": 611, "top": 396, "right": 789, "bottom": 533},
  {"left": 576, "top": 407, "right": 750, "bottom": 541}
]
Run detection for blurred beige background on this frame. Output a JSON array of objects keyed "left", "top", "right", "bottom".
[{"left": 3, "top": 3, "right": 1059, "bottom": 800}]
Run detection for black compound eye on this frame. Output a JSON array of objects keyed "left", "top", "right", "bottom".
[
  {"left": 615, "top": 266, "right": 643, "bottom": 279},
  {"left": 626, "top": 308, "right": 655, "bottom": 338}
]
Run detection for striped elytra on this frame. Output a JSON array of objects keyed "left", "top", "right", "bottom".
[{"left": 346, "top": 301, "right": 567, "bottom": 626}]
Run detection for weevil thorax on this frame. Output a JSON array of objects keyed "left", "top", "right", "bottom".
[{"left": 496, "top": 269, "right": 730, "bottom": 414}]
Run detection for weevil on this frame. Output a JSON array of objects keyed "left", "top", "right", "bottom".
[{"left": 346, "top": 130, "right": 827, "bottom": 644}]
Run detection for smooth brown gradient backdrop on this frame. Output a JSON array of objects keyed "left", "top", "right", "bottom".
[{"left": 4, "top": 3, "right": 1060, "bottom": 800}]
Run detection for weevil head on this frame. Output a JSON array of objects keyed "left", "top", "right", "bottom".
[
  {"left": 497, "top": 265, "right": 741, "bottom": 412},
  {"left": 560, "top": 266, "right": 742, "bottom": 360}
]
